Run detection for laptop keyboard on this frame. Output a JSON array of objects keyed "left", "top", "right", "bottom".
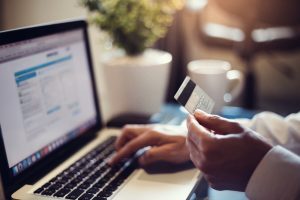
[{"left": 34, "top": 136, "right": 137, "bottom": 200}]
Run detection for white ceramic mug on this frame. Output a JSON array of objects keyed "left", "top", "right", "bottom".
[{"left": 188, "top": 60, "right": 244, "bottom": 113}]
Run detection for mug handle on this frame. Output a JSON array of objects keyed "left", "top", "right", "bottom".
[{"left": 225, "top": 70, "right": 244, "bottom": 102}]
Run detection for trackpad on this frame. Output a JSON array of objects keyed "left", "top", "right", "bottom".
[{"left": 138, "top": 168, "right": 199, "bottom": 185}]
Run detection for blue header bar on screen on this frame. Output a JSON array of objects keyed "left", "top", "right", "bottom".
[{"left": 14, "top": 55, "right": 72, "bottom": 77}]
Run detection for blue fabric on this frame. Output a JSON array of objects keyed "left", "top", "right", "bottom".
[
  {"left": 219, "top": 106, "right": 258, "bottom": 119},
  {"left": 152, "top": 104, "right": 257, "bottom": 125}
]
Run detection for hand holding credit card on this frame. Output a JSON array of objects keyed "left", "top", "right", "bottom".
[{"left": 174, "top": 76, "right": 215, "bottom": 114}]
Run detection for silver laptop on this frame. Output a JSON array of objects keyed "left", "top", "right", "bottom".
[{"left": 0, "top": 19, "right": 200, "bottom": 200}]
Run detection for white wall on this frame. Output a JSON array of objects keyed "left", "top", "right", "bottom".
[
  {"left": 1, "top": 0, "right": 86, "bottom": 30},
  {"left": 0, "top": 0, "right": 4, "bottom": 29}
]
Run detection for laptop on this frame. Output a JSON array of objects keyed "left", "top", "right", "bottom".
[{"left": 0, "top": 19, "right": 200, "bottom": 200}]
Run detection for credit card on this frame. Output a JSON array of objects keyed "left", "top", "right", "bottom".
[{"left": 174, "top": 76, "right": 215, "bottom": 114}]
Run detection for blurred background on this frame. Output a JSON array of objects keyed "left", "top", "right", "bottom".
[
  {"left": 1, "top": 1, "right": 300, "bottom": 199},
  {"left": 1, "top": 0, "right": 300, "bottom": 120}
]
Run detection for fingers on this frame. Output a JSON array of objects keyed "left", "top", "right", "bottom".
[
  {"left": 186, "top": 115, "right": 221, "bottom": 173},
  {"left": 110, "top": 131, "right": 162, "bottom": 165},
  {"left": 186, "top": 138, "right": 203, "bottom": 168},
  {"left": 187, "top": 115, "right": 213, "bottom": 146},
  {"left": 204, "top": 174, "right": 226, "bottom": 191},
  {"left": 115, "top": 125, "right": 152, "bottom": 150},
  {"left": 186, "top": 115, "right": 210, "bottom": 170},
  {"left": 194, "top": 110, "right": 243, "bottom": 134}
]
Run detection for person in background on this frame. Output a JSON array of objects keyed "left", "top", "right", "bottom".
[{"left": 110, "top": 110, "right": 300, "bottom": 200}]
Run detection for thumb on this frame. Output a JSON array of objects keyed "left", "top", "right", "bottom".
[
  {"left": 138, "top": 146, "right": 172, "bottom": 166},
  {"left": 194, "top": 110, "right": 243, "bottom": 134}
]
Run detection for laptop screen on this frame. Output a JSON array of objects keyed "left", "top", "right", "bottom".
[{"left": 0, "top": 28, "right": 98, "bottom": 176}]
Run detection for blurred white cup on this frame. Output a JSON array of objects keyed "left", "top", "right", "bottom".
[{"left": 188, "top": 59, "right": 244, "bottom": 113}]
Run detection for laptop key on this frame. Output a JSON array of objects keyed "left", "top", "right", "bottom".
[
  {"left": 41, "top": 188, "right": 56, "bottom": 196},
  {"left": 41, "top": 182, "right": 51, "bottom": 189},
  {"left": 60, "top": 175, "right": 71, "bottom": 183},
  {"left": 33, "top": 187, "right": 44, "bottom": 194},
  {"left": 79, "top": 193, "right": 94, "bottom": 200},
  {"left": 97, "top": 190, "right": 112, "bottom": 198},
  {"left": 103, "top": 186, "right": 115, "bottom": 193},
  {"left": 87, "top": 187, "right": 99, "bottom": 194},
  {"left": 85, "top": 178, "right": 96, "bottom": 185},
  {"left": 78, "top": 182, "right": 90, "bottom": 189},
  {"left": 56, "top": 179, "right": 67, "bottom": 185},
  {"left": 71, "top": 178, "right": 82, "bottom": 184},
  {"left": 66, "top": 188, "right": 85, "bottom": 199},
  {"left": 93, "top": 180, "right": 105, "bottom": 189},
  {"left": 105, "top": 184, "right": 118, "bottom": 192},
  {"left": 77, "top": 174, "right": 87, "bottom": 180},
  {"left": 53, "top": 188, "right": 71, "bottom": 197},
  {"left": 112, "top": 179, "right": 124, "bottom": 186},
  {"left": 48, "top": 183, "right": 63, "bottom": 191},
  {"left": 65, "top": 182, "right": 77, "bottom": 189}
]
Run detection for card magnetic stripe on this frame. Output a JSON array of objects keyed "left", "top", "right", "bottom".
[{"left": 176, "top": 79, "right": 196, "bottom": 107}]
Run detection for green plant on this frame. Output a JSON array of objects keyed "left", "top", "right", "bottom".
[{"left": 81, "top": 0, "right": 183, "bottom": 55}]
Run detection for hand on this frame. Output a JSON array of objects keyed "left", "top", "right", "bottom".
[
  {"left": 109, "top": 124, "right": 190, "bottom": 166},
  {"left": 186, "top": 110, "right": 273, "bottom": 191}
]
